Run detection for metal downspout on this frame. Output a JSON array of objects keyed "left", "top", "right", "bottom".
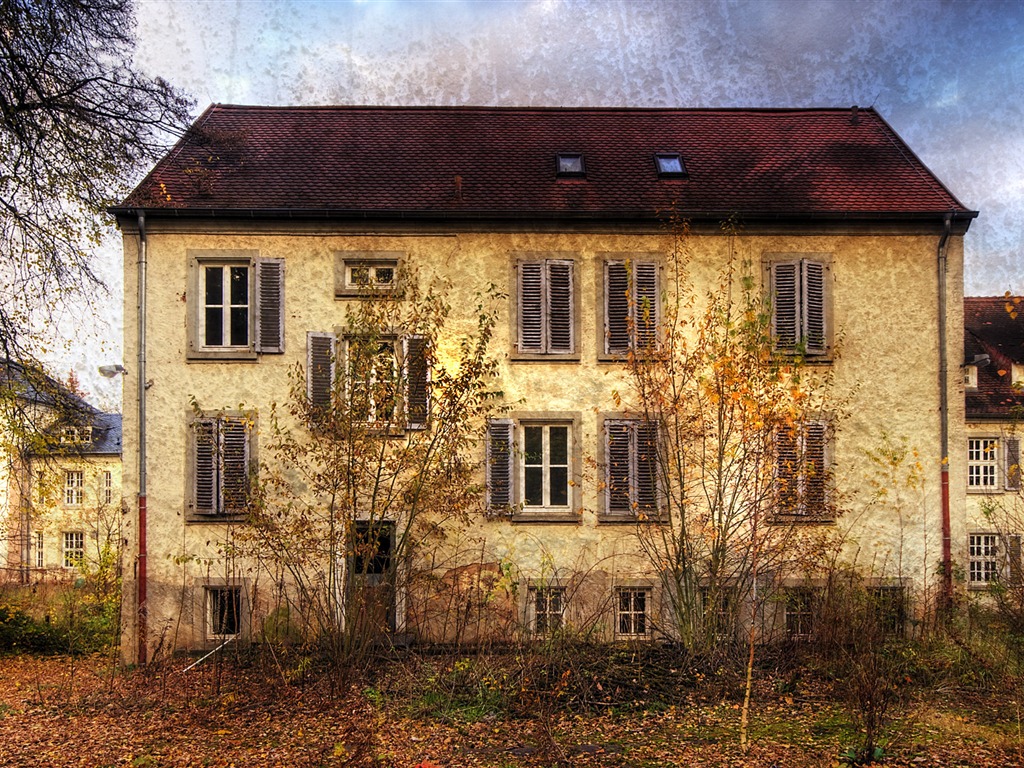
[
  {"left": 136, "top": 211, "right": 148, "bottom": 665},
  {"left": 937, "top": 211, "right": 953, "bottom": 614}
]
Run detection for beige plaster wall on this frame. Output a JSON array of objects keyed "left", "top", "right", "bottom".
[{"left": 119, "top": 221, "right": 965, "bottom": 654}]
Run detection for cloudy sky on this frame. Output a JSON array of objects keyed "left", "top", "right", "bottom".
[{"left": 75, "top": 0, "right": 1024, "bottom": 407}]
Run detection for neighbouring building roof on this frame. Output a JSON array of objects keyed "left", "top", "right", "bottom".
[
  {"left": 115, "top": 105, "right": 976, "bottom": 225},
  {"left": 965, "top": 296, "right": 1024, "bottom": 420},
  {"left": 0, "top": 359, "right": 122, "bottom": 456}
]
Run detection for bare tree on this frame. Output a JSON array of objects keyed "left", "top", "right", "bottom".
[{"left": 0, "top": 0, "right": 192, "bottom": 357}]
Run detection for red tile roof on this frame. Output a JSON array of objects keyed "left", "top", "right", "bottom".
[
  {"left": 965, "top": 297, "right": 1024, "bottom": 420},
  {"left": 118, "top": 105, "right": 976, "bottom": 223}
]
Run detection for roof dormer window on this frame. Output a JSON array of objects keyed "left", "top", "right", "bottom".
[
  {"left": 556, "top": 153, "right": 585, "bottom": 177},
  {"left": 654, "top": 153, "right": 687, "bottom": 178},
  {"left": 964, "top": 365, "right": 978, "bottom": 390}
]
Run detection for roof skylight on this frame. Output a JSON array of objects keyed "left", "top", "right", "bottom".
[
  {"left": 655, "top": 153, "right": 687, "bottom": 178},
  {"left": 556, "top": 153, "right": 585, "bottom": 177}
]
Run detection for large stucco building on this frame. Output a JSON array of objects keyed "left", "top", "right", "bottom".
[{"left": 112, "top": 106, "right": 976, "bottom": 661}]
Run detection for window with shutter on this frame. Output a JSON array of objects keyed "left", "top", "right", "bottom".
[
  {"left": 1006, "top": 437, "right": 1021, "bottom": 491},
  {"left": 517, "top": 259, "right": 574, "bottom": 355},
  {"left": 604, "top": 261, "right": 659, "bottom": 356},
  {"left": 189, "top": 251, "right": 285, "bottom": 360},
  {"left": 768, "top": 258, "right": 828, "bottom": 357},
  {"left": 775, "top": 420, "right": 830, "bottom": 518},
  {"left": 486, "top": 419, "right": 515, "bottom": 512},
  {"left": 604, "top": 419, "right": 660, "bottom": 517},
  {"left": 340, "top": 335, "right": 430, "bottom": 430},
  {"left": 404, "top": 336, "right": 430, "bottom": 429},
  {"left": 254, "top": 258, "right": 285, "bottom": 354},
  {"left": 307, "top": 332, "right": 336, "bottom": 420},
  {"left": 189, "top": 415, "right": 253, "bottom": 520}
]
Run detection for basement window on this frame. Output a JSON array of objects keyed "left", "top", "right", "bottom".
[
  {"left": 556, "top": 153, "right": 585, "bottom": 177},
  {"left": 654, "top": 153, "right": 687, "bottom": 178}
]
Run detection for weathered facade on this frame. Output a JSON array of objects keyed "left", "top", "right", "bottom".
[{"left": 112, "top": 106, "right": 976, "bottom": 660}]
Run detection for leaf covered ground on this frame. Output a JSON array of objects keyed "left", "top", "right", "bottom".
[{"left": 0, "top": 652, "right": 1021, "bottom": 768}]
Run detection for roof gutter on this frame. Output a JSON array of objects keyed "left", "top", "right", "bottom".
[{"left": 937, "top": 210, "right": 953, "bottom": 615}]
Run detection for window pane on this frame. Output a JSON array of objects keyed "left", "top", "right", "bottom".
[
  {"left": 230, "top": 307, "right": 248, "bottom": 346},
  {"left": 205, "top": 308, "right": 223, "bottom": 346},
  {"left": 229, "top": 266, "right": 248, "bottom": 305},
  {"left": 524, "top": 426, "right": 543, "bottom": 464},
  {"left": 205, "top": 266, "right": 223, "bottom": 305},
  {"left": 549, "top": 467, "right": 568, "bottom": 505},
  {"left": 549, "top": 426, "right": 568, "bottom": 464},
  {"left": 525, "top": 466, "right": 543, "bottom": 506}
]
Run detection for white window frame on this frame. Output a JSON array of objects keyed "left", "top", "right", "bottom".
[
  {"left": 60, "top": 426, "right": 92, "bottom": 445},
  {"left": 62, "top": 531, "right": 84, "bottom": 569},
  {"left": 968, "top": 437, "right": 1000, "bottom": 491},
  {"left": 485, "top": 415, "right": 581, "bottom": 520},
  {"left": 35, "top": 532, "right": 43, "bottom": 569},
  {"left": 964, "top": 365, "right": 979, "bottom": 389},
  {"left": 334, "top": 252, "right": 403, "bottom": 298},
  {"left": 969, "top": 533, "right": 1001, "bottom": 586},
  {"left": 615, "top": 587, "right": 651, "bottom": 638},
  {"left": 103, "top": 470, "right": 113, "bottom": 505},
  {"left": 64, "top": 470, "right": 83, "bottom": 506},
  {"left": 521, "top": 422, "right": 572, "bottom": 511},
  {"left": 188, "top": 251, "right": 285, "bottom": 360}
]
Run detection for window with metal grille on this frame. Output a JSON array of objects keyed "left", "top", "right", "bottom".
[
  {"left": 531, "top": 587, "right": 565, "bottom": 634},
  {"left": 616, "top": 588, "right": 650, "bottom": 637},
  {"left": 785, "top": 587, "right": 817, "bottom": 640}
]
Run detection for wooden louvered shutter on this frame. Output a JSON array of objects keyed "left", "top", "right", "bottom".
[
  {"left": 606, "top": 262, "right": 630, "bottom": 354},
  {"left": 634, "top": 263, "right": 659, "bottom": 350},
  {"left": 193, "top": 419, "right": 217, "bottom": 514},
  {"left": 804, "top": 421, "right": 828, "bottom": 514},
  {"left": 1005, "top": 534, "right": 1023, "bottom": 586},
  {"left": 404, "top": 335, "right": 430, "bottom": 430},
  {"left": 802, "top": 260, "right": 826, "bottom": 355},
  {"left": 487, "top": 419, "right": 515, "bottom": 511},
  {"left": 636, "top": 420, "right": 659, "bottom": 513},
  {"left": 776, "top": 425, "right": 800, "bottom": 515},
  {"left": 1006, "top": 437, "right": 1021, "bottom": 491},
  {"left": 606, "top": 421, "right": 632, "bottom": 513},
  {"left": 254, "top": 258, "right": 285, "bottom": 354},
  {"left": 547, "top": 260, "right": 574, "bottom": 353},
  {"left": 221, "top": 419, "right": 250, "bottom": 514},
  {"left": 771, "top": 261, "right": 799, "bottom": 352},
  {"left": 518, "top": 262, "right": 544, "bottom": 353},
  {"left": 307, "top": 333, "right": 336, "bottom": 420}
]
